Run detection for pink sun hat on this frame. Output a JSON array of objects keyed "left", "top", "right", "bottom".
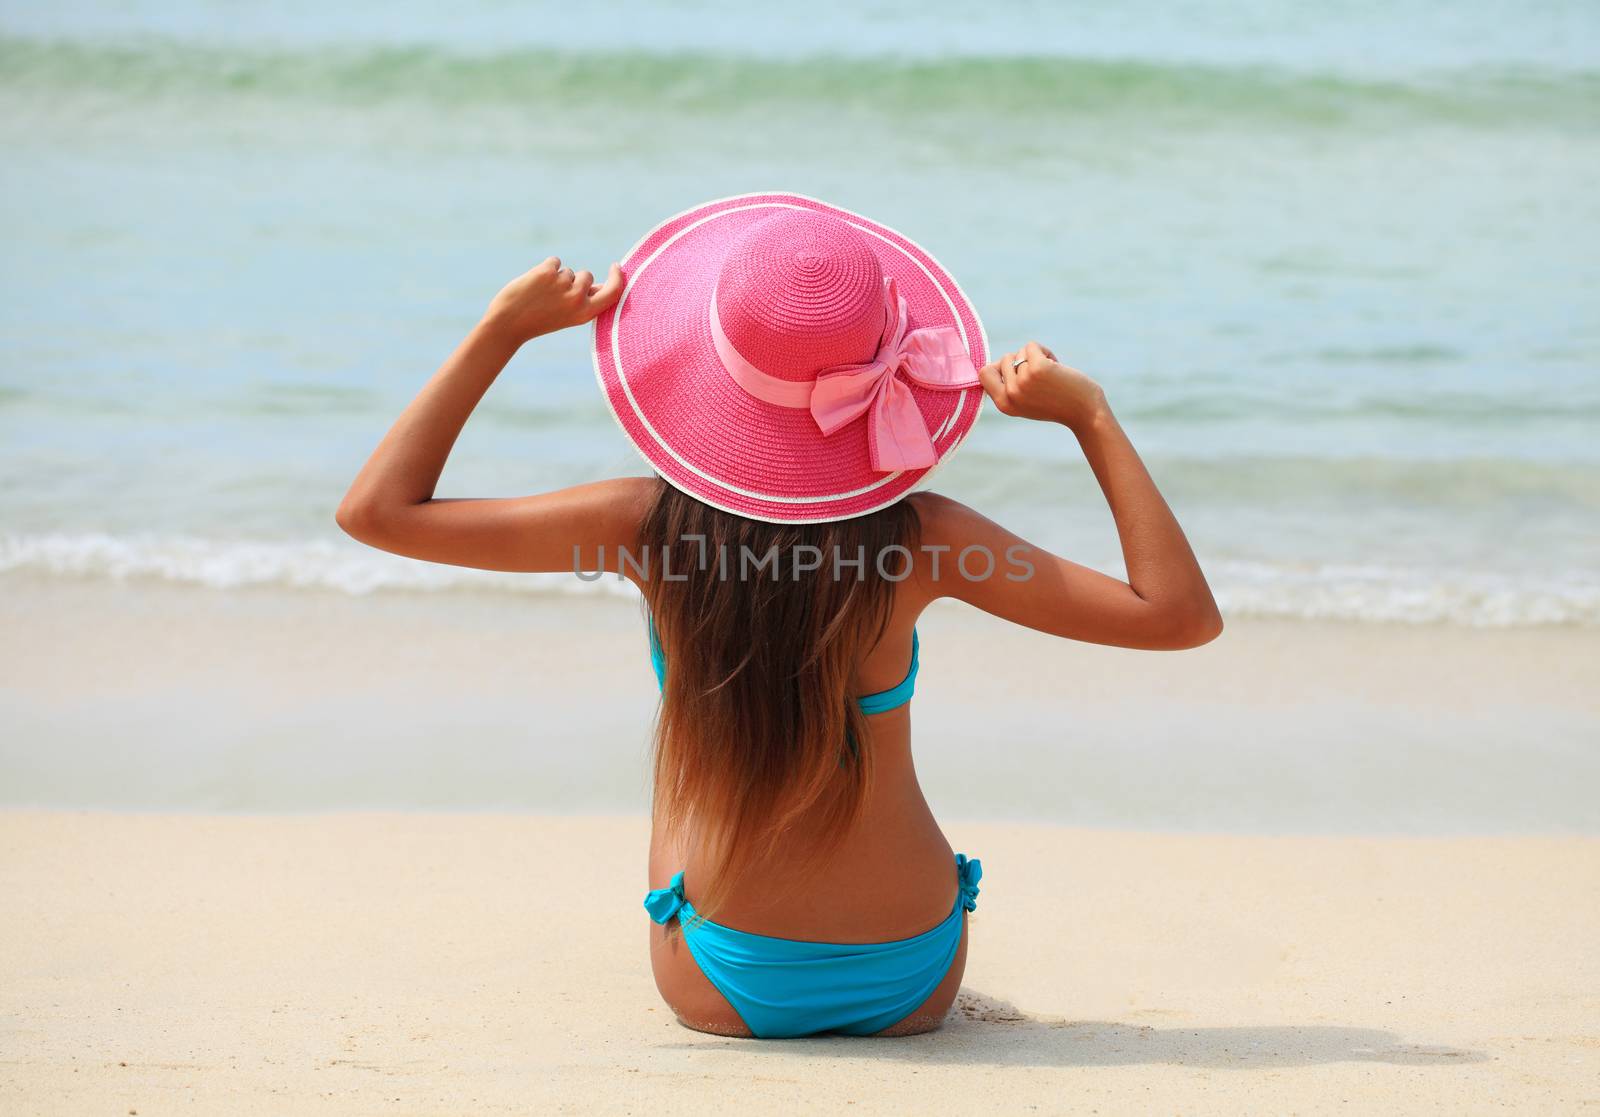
[{"left": 591, "top": 192, "right": 988, "bottom": 523}]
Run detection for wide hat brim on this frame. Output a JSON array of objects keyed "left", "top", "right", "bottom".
[{"left": 591, "top": 192, "right": 988, "bottom": 524}]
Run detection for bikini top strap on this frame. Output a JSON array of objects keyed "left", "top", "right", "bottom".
[
  {"left": 855, "top": 627, "right": 919, "bottom": 715},
  {"left": 647, "top": 615, "right": 667, "bottom": 688},
  {"left": 646, "top": 614, "right": 919, "bottom": 713}
]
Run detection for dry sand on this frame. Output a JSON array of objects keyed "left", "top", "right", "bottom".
[{"left": 3, "top": 811, "right": 1597, "bottom": 1114}]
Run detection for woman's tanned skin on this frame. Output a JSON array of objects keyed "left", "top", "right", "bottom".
[{"left": 338, "top": 257, "right": 1222, "bottom": 1037}]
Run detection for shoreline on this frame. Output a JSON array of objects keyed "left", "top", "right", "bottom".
[
  {"left": 3, "top": 810, "right": 1596, "bottom": 1113},
  {"left": 3, "top": 575, "right": 1597, "bottom": 832}
]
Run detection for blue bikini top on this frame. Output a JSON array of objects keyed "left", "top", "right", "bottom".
[{"left": 647, "top": 617, "right": 919, "bottom": 715}]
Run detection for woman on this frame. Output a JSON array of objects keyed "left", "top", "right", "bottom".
[{"left": 337, "top": 193, "right": 1221, "bottom": 1039}]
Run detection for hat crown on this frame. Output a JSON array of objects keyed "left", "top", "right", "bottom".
[{"left": 712, "top": 211, "right": 886, "bottom": 382}]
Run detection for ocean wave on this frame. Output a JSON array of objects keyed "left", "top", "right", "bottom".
[
  {"left": 0, "top": 533, "right": 636, "bottom": 599},
  {"left": 2, "top": 533, "right": 1595, "bottom": 627},
  {"left": 1116, "top": 393, "right": 1600, "bottom": 427},
  {"left": 1, "top": 35, "right": 1594, "bottom": 130},
  {"left": 955, "top": 452, "right": 1600, "bottom": 509},
  {"left": 7, "top": 365, "right": 1598, "bottom": 437},
  {"left": 1209, "top": 560, "right": 1600, "bottom": 628}
]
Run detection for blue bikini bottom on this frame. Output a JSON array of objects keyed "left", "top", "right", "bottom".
[{"left": 643, "top": 852, "right": 982, "bottom": 1038}]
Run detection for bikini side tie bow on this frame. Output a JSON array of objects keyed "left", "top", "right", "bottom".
[
  {"left": 643, "top": 871, "right": 688, "bottom": 925},
  {"left": 955, "top": 853, "right": 983, "bottom": 913}
]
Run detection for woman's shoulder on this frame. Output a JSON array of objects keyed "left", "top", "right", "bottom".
[
  {"left": 610, "top": 474, "right": 664, "bottom": 504},
  {"left": 581, "top": 475, "right": 663, "bottom": 524},
  {"left": 905, "top": 490, "right": 999, "bottom": 543},
  {"left": 899, "top": 490, "right": 1040, "bottom": 606}
]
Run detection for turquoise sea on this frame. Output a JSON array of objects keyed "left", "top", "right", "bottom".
[{"left": 3, "top": 0, "right": 1598, "bottom": 625}]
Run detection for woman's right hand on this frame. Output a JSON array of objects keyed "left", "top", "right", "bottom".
[{"left": 977, "top": 341, "right": 1108, "bottom": 431}]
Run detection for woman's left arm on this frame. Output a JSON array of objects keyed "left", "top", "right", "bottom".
[{"left": 336, "top": 257, "right": 653, "bottom": 575}]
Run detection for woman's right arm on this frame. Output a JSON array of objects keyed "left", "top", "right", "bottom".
[{"left": 912, "top": 341, "right": 1223, "bottom": 651}]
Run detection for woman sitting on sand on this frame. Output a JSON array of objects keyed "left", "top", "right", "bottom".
[{"left": 336, "top": 193, "right": 1221, "bottom": 1038}]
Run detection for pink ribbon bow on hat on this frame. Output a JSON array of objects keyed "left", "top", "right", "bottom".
[
  {"left": 809, "top": 278, "right": 979, "bottom": 472},
  {"left": 710, "top": 276, "right": 980, "bottom": 474}
]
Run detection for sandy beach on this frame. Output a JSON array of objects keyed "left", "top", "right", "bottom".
[
  {"left": 3, "top": 811, "right": 1597, "bottom": 1114},
  {"left": 4, "top": 578, "right": 1599, "bottom": 1110}
]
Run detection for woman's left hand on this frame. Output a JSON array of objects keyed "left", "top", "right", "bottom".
[{"left": 480, "top": 257, "right": 626, "bottom": 346}]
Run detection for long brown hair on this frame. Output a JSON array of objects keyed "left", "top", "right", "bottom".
[{"left": 637, "top": 479, "right": 920, "bottom": 922}]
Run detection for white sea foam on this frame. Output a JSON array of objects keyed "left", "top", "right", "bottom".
[
  {"left": 0, "top": 533, "right": 635, "bottom": 600},
  {"left": 1208, "top": 560, "right": 1600, "bottom": 628},
  {"left": 3, "top": 533, "right": 1596, "bottom": 628}
]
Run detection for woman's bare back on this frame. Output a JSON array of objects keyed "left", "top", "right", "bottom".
[{"left": 646, "top": 586, "right": 966, "bottom": 1035}]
